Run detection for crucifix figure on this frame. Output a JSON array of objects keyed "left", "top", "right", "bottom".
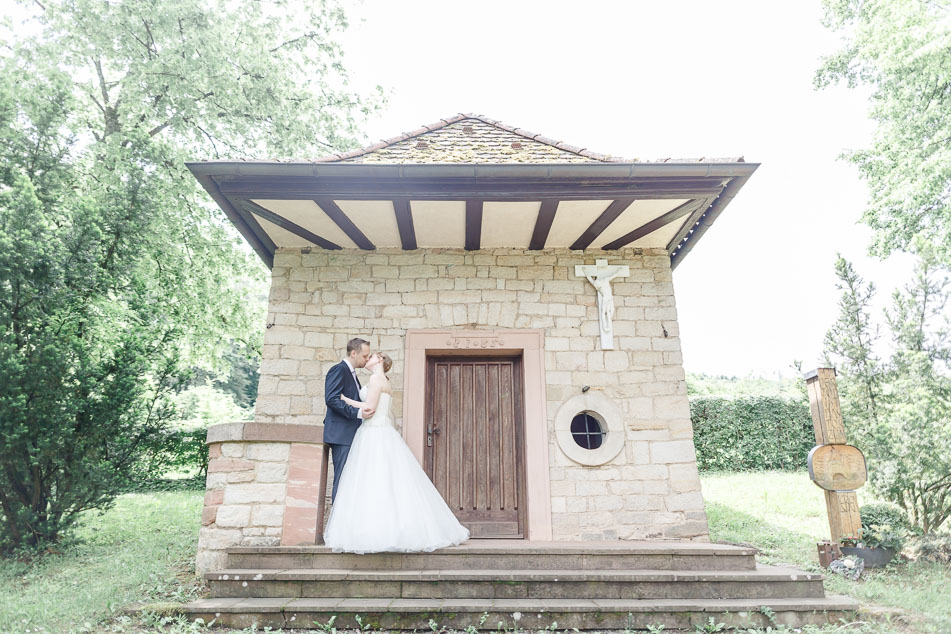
[{"left": 574, "top": 259, "right": 630, "bottom": 349}]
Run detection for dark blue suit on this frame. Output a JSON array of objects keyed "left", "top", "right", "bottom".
[{"left": 323, "top": 360, "right": 363, "bottom": 501}]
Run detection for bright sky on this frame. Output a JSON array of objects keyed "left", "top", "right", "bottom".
[{"left": 339, "top": 0, "right": 916, "bottom": 378}]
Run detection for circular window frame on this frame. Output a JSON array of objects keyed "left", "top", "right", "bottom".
[
  {"left": 570, "top": 411, "right": 606, "bottom": 450},
  {"left": 554, "top": 392, "right": 625, "bottom": 466}
]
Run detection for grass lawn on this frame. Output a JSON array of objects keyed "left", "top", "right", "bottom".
[
  {"left": 702, "top": 471, "right": 951, "bottom": 633},
  {"left": 1, "top": 473, "right": 949, "bottom": 632},
  {"left": 0, "top": 491, "right": 205, "bottom": 634}
]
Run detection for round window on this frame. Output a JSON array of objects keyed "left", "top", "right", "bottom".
[{"left": 570, "top": 412, "right": 605, "bottom": 450}]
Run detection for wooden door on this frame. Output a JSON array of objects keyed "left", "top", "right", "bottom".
[{"left": 425, "top": 356, "right": 525, "bottom": 538}]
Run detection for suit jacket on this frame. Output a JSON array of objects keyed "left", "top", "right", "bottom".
[{"left": 322, "top": 360, "right": 363, "bottom": 446}]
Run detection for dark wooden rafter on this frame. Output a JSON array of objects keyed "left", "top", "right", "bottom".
[
  {"left": 465, "top": 199, "right": 483, "bottom": 250},
  {"left": 664, "top": 197, "right": 715, "bottom": 252},
  {"left": 216, "top": 177, "right": 727, "bottom": 201},
  {"left": 192, "top": 176, "right": 274, "bottom": 267},
  {"left": 238, "top": 199, "right": 342, "bottom": 250},
  {"left": 528, "top": 200, "right": 559, "bottom": 250},
  {"left": 393, "top": 198, "right": 418, "bottom": 250},
  {"left": 601, "top": 199, "right": 702, "bottom": 250},
  {"left": 223, "top": 194, "right": 279, "bottom": 258},
  {"left": 669, "top": 175, "right": 752, "bottom": 270},
  {"left": 569, "top": 198, "right": 636, "bottom": 250},
  {"left": 313, "top": 197, "right": 375, "bottom": 250}
]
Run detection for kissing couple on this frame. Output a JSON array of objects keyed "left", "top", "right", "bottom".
[{"left": 321, "top": 338, "right": 470, "bottom": 553}]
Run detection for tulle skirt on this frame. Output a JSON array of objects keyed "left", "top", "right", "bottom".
[{"left": 322, "top": 421, "right": 470, "bottom": 553}]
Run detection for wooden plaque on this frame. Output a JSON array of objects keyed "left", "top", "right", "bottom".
[{"left": 808, "top": 444, "right": 867, "bottom": 491}]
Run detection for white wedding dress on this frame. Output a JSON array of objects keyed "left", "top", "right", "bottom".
[{"left": 323, "top": 387, "right": 470, "bottom": 553}]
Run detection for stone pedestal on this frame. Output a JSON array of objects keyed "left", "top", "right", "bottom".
[{"left": 197, "top": 422, "right": 327, "bottom": 573}]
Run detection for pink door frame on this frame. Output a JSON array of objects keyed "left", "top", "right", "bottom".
[{"left": 402, "top": 329, "right": 553, "bottom": 540}]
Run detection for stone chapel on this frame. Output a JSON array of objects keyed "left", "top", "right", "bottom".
[
  {"left": 188, "top": 114, "right": 760, "bottom": 572},
  {"left": 178, "top": 115, "right": 858, "bottom": 630}
]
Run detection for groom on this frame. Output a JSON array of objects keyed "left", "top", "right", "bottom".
[{"left": 323, "top": 337, "right": 375, "bottom": 502}]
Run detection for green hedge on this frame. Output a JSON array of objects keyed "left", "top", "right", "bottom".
[{"left": 690, "top": 396, "right": 814, "bottom": 471}]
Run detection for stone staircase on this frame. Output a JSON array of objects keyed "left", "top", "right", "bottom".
[{"left": 178, "top": 541, "right": 856, "bottom": 630}]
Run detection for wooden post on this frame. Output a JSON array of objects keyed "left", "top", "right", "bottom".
[
  {"left": 315, "top": 443, "right": 330, "bottom": 545},
  {"left": 804, "top": 368, "right": 863, "bottom": 544}
]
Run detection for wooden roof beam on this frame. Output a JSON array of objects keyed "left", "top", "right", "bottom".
[
  {"left": 223, "top": 195, "right": 279, "bottom": 261},
  {"left": 529, "top": 200, "right": 559, "bottom": 250},
  {"left": 215, "top": 177, "right": 727, "bottom": 201},
  {"left": 569, "top": 198, "right": 636, "bottom": 250},
  {"left": 239, "top": 199, "right": 342, "bottom": 250},
  {"left": 601, "top": 199, "right": 700, "bottom": 250},
  {"left": 669, "top": 175, "right": 753, "bottom": 269},
  {"left": 313, "top": 197, "right": 375, "bottom": 250},
  {"left": 190, "top": 176, "right": 274, "bottom": 267},
  {"left": 393, "top": 198, "right": 418, "bottom": 250},
  {"left": 465, "top": 199, "right": 483, "bottom": 250}
]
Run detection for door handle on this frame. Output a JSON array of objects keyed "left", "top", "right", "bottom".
[{"left": 426, "top": 424, "right": 441, "bottom": 448}]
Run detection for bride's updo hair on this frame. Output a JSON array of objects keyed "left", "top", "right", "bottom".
[{"left": 378, "top": 352, "right": 393, "bottom": 373}]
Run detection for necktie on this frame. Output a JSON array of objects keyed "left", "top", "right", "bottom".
[{"left": 351, "top": 368, "right": 361, "bottom": 389}]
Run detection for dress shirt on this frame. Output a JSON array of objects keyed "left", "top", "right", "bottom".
[{"left": 343, "top": 358, "right": 364, "bottom": 418}]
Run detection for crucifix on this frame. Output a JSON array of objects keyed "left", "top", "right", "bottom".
[{"left": 574, "top": 259, "right": 630, "bottom": 349}]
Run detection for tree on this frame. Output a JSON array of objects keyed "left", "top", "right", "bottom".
[
  {"left": 825, "top": 248, "right": 951, "bottom": 532},
  {"left": 823, "top": 257, "right": 883, "bottom": 428},
  {"left": 816, "top": 1, "right": 951, "bottom": 263},
  {"left": 0, "top": 0, "right": 379, "bottom": 550}
]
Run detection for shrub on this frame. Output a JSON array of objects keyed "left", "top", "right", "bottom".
[
  {"left": 861, "top": 502, "right": 911, "bottom": 533},
  {"left": 858, "top": 502, "right": 911, "bottom": 550},
  {"left": 906, "top": 534, "right": 951, "bottom": 565},
  {"left": 860, "top": 524, "right": 907, "bottom": 551},
  {"left": 690, "top": 396, "right": 815, "bottom": 472}
]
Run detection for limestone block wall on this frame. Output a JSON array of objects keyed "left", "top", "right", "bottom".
[
  {"left": 199, "top": 441, "right": 288, "bottom": 572},
  {"left": 197, "top": 423, "right": 327, "bottom": 574},
  {"left": 254, "top": 246, "right": 708, "bottom": 543}
]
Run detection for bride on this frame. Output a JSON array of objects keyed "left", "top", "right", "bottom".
[{"left": 322, "top": 352, "right": 470, "bottom": 553}]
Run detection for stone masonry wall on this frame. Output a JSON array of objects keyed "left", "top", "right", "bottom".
[
  {"left": 198, "top": 441, "right": 289, "bottom": 572},
  {"left": 254, "top": 246, "right": 708, "bottom": 542}
]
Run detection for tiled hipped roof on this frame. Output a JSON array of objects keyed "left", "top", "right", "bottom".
[
  {"left": 318, "top": 114, "right": 610, "bottom": 164},
  {"left": 313, "top": 113, "right": 745, "bottom": 165}
]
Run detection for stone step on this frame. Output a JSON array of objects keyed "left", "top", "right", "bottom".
[
  {"left": 225, "top": 541, "right": 757, "bottom": 571},
  {"left": 206, "top": 565, "right": 824, "bottom": 600},
  {"left": 177, "top": 595, "right": 858, "bottom": 630}
]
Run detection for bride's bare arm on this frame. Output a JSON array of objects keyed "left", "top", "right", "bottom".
[
  {"left": 339, "top": 374, "right": 385, "bottom": 412},
  {"left": 339, "top": 394, "right": 361, "bottom": 408}
]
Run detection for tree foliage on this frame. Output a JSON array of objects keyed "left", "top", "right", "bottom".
[
  {"left": 816, "top": 1, "right": 951, "bottom": 262},
  {"left": 825, "top": 249, "right": 951, "bottom": 533},
  {"left": 0, "top": 0, "right": 378, "bottom": 550}
]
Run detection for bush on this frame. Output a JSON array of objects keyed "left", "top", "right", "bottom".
[
  {"left": 859, "top": 502, "right": 911, "bottom": 550},
  {"left": 690, "top": 396, "right": 815, "bottom": 471},
  {"left": 861, "top": 502, "right": 911, "bottom": 533},
  {"left": 906, "top": 534, "right": 951, "bottom": 565}
]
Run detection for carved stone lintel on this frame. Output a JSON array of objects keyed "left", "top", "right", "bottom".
[{"left": 445, "top": 335, "right": 505, "bottom": 349}]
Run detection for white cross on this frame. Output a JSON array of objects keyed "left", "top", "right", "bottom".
[{"left": 574, "top": 259, "right": 630, "bottom": 350}]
